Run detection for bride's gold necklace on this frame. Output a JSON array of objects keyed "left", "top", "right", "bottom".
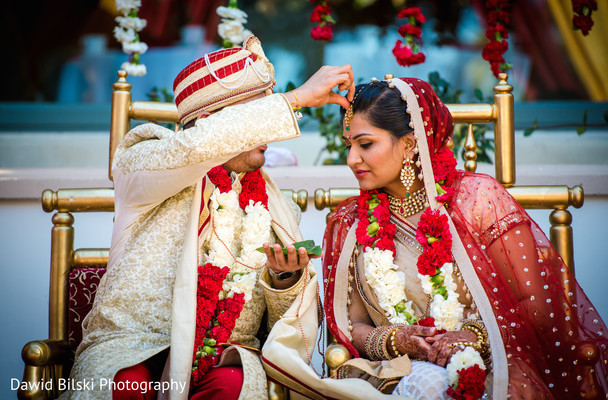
[{"left": 387, "top": 188, "right": 427, "bottom": 218}]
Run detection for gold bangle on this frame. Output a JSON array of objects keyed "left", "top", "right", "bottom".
[
  {"left": 290, "top": 90, "right": 301, "bottom": 110},
  {"left": 389, "top": 327, "right": 402, "bottom": 357}
]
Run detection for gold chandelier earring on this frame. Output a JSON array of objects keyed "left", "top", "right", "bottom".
[{"left": 400, "top": 154, "right": 416, "bottom": 197}]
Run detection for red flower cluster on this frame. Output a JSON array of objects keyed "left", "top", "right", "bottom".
[
  {"left": 432, "top": 147, "right": 458, "bottom": 204},
  {"left": 310, "top": 0, "right": 335, "bottom": 41},
  {"left": 481, "top": 0, "right": 512, "bottom": 78},
  {"left": 572, "top": 0, "right": 597, "bottom": 36},
  {"left": 415, "top": 209, "right": 453, "bottom": 277},
  {"left": 208, "top": 165, "right": 232, "bottom": 193},
  {"left": 239, "top": 169, "right": 269, "bottom": 210},
  {"left": 393, "top": 7, "right": 426, "bottom": 67},
  {"left": 191, "top": 263, "right": 245, "bottom": 387},
  {"left": 416, "top": 316, "right": 446, "bottom": 334},
  {"left": 446, "top": 364, "right": 487, "bottom": 400},
  {"left": 207, "top": 165, "right": 268, "bottom": 210},
  {"left": 356, "top": 190, "right": 396, "bottom": 255}
]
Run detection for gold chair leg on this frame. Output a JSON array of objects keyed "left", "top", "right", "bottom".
[{"left": 268, "top": 380, "right": 289, "bottom": 400}]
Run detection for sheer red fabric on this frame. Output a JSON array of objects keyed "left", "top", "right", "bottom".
[
  {"left": 323, "top": 171, "right": 608, "bottom": 398},
  {"left": 323, "top": 77, "right": 607, "bottom": 398}
]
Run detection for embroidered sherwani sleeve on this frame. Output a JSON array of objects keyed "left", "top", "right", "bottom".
[
  {"left": 259, "top": 267, "right": 311, "bottom": 329},
  {"left": 113, "top": 94, "right": 300, "bottom": 208}
]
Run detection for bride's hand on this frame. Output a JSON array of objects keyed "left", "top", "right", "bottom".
[
  {"left": 393, "top": 325, "right": 437, "bottom": 361},
  {"left": 425, "top": 329, "right": 477, "bottom": 367}
]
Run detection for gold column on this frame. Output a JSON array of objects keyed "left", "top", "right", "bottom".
[
  {"left": 493, "top": 73, "right": 515, "bottom": 187},
  {"left": 109, "top": 71, "right": 132, "bottom": 181},
  {"left": 463, "top": 124, "right": 478, "bottom": 172},
  {"left": 48, "top": 212, "right": 73, "bottom": 341}
]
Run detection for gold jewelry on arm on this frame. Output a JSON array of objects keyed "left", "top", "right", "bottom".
[
  {"left": 364, "top": 325, "right": 400, "bottom": 360},
  {"left": 288, "top": 90, "right": 303, "bottom": 121},
  {"left": 449, "top": 320, "right": 489, "bottom": 354}
]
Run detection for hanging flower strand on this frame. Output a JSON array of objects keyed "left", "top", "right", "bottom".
[
  {"left": 114, "top": 0, "right": 148, "bottom": 76},
  {"left": 392, "top": 7, "right": 426, "bottom": 67},
  {"left": 481, "top": 0, "right": 512, "bottom": 78},
  {"left": 217, "top": 0, "right": 252, "bottom": 48},
  {"left": 310, "top": 0, "right": 335, "bottom": 41},
  {"left": 571, "top": 0, "right": 598, "bottom": 36}
]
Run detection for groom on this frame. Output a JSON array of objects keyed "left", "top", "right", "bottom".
[{"left": 61, "top": 35, "right": 354, "bottom": 400}]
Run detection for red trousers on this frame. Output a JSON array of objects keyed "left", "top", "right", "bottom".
[{"left": 112, "top": 352, "right": 243, "bottom": 400}]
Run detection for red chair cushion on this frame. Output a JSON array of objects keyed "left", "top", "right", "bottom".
[{"left": 68, "top": 267, "right": 106, "bottom": 352}]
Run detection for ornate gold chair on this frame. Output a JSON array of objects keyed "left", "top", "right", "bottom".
[
  {"left": 315, "top": 74, "right": 600, "bottom": 398},
  {"left": 18, "top": 71, "right": 306, "bottom": 400}
]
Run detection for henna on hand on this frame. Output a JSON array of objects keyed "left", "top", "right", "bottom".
[
  {"left": 426, "top": 329, "right": 477, "bottom": 367},
  {"left": 394, "top": 325, "right": 437, "bottom": 360}
]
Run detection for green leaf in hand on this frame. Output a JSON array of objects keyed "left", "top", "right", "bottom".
[{"left": 256, "top": 240, "right": 322, "bottom": 256}]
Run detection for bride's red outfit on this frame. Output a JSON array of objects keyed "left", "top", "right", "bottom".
[{"left": 323, "top": 78, "right": 608, "bottom": 398}]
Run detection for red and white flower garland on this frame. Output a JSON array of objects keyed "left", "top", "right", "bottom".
[
  {"left": 191, "top": 166, "right": 271, "bottom": 386},
  {"left": 355, "top": 148, "right": 486, "bottom": 399}
]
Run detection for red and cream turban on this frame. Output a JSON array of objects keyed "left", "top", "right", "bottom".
[{"left": 173, "top": 36, "right": 276, "bottom": 125}]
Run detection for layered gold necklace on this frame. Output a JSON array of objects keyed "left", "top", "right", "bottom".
[{"left": 387, "top": 188, "right": 427, "bottom": 218}]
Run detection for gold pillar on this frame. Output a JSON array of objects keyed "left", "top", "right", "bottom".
[
  {"left": 48, "top": 212, "right": 73, "bottom": 341},
  {"left": 493, "top": 73, "right": 515, "bottom": 187},
  {"left": 463, "top": 124, "right": 478, "bottom": 172},
  {"left": 109, "top": 71, "right": 132, "bottom": 181}
]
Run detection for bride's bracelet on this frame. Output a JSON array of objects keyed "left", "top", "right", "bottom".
[
  {"left": 364, "top": 325, "right": 399, "bottom": 360},
  {"left": 450, "top": 319, "right": 489, "bottom": 354}
]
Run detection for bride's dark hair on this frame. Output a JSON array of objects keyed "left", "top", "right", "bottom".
[{"left": 341, "top": 81, "right": 414, "bottom": 140}]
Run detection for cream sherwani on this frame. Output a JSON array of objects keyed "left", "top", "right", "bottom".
[{"left": 62, "top": 94, "right": 310, "bottom": 400}]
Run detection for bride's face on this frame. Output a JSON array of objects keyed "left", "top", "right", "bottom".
[{"left": 344, "top": 113, "right": 407, "bottom": 196}]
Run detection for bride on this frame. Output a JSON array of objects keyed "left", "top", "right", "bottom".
[
  {"left": 262, "top": 75, "right": 607, "bottom": 400},
  {"left": 320, "top": 76, "right": 608, "bottom": 399}
]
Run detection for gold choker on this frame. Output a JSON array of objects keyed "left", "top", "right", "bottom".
[{"left": 388, "top": 188, "right": 427, "bottom": 218}]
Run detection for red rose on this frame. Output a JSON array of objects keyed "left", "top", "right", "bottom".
[
  {"left": 311, "top": 24, "right": 333, "bottom": 40},
  {"left": 487, "top": 10, "right": 510, "bottom": 25},
  {"left": 436, "top": 186, "right": 455, "bottom": 204},
  {"left": 416, "top": 252, "right": 438, "bottom": 275},
  {"left": 573, "top": 14, "right": 594, "bottom": 35},
  {"left": 392, "top": 40, "right": 426, "bottom": 67},
  {"left": 572, "top": 0, "right": 598, "bottom": 13},
  {"left": 210, "top": 325, "right": 232, "bottom": 342},
  {"left": 374, "top": 236, "right": 396, "bottom": 254},
  {"left": 397, "top": 6, "right": 421, "bottom": 18},
  {"left": 485, "top": 24, "right": 509, "bottom": 41},
  {"left": 398, "top": 24, "right": 422, "bottom": 39},
  {"left": 485, "top": 0, "right": 511, "bottom": 8},
  {"left": 310, "top": 5, "right": 331, "bottom": 23},
  {"left": 416, "top": 316, "right": 436, "bottom": 327},
  {"left": 207, "top": 166, "right": 232, "bottom": 193},
  {"left": 451, "top": 365, "right": 487, "bottom": 399}
]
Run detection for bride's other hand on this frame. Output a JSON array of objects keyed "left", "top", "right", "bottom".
[
  {"left": 425, "top": 329, "right": 477, "bottom": 367},
  {"left": 394, "top": 325, "right": 437, "bottom": 361}
]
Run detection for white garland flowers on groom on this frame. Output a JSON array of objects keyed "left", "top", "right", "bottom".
[{"left": 114, "top": 0, "right": 148, "bottom": 76}]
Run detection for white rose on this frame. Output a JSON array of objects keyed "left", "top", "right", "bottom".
[
  {"left": 115, "top": 16, "right": 147, "bottom": 31},
  {"left": 121, "top": 62, "right": 147, "bottom": 77},
  {"left": 216, "top": 6, "right": 248, "bottom": 23},
  {"left": 114, "top": 27, "right": 136, "bottom": 44},
  {"left": 218, "top": 20, "right": 245, "bottom": 40},
  {"left": 122, "top": 41, "right": 148, "bottom": 54},
  {"left": 446, "top": 346, "right": 485, "bottom": 384},
  {"left": 116, "top": 0, "right": 142, "bottom": 15},
  {"left": 430, "top": 295, "right": 464, "bottom": 331}
]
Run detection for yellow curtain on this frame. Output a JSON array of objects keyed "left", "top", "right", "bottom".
[{"left": 548, "top": 0, "right": 608, "bottom": 100}]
